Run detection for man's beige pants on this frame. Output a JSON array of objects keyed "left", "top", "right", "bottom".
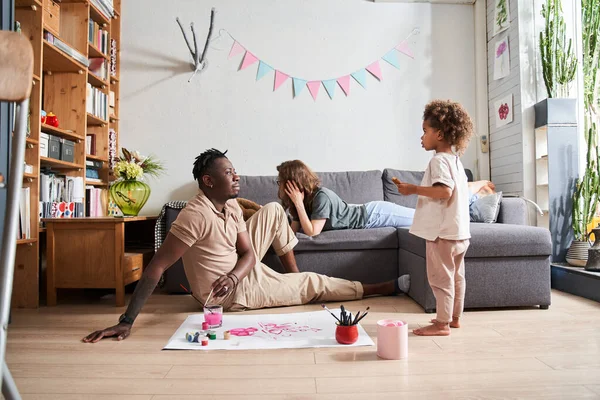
[
  {"left": 226, "top": 202, "right": 363, "bottom": 311},
  {"left": 426, "top": 238, "right": 470, "bottom": 323}
]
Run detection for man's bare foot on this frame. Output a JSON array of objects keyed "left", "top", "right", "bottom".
[
  {"left": 429, "top": 317, "right": 460, "bottom": 328},
  {"left": 413, "top": 322, "right": 451, "bottom": 336}
]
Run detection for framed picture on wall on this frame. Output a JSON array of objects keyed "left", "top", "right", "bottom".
[
  {"left": 493, "top": 36, "right": 510, "bottom": 80},
  {"left": 493, "top": 0, "right": 510, "bottom": 36},
  {"left": 494, "top": 93, "right": 513, "bottom": 128}
]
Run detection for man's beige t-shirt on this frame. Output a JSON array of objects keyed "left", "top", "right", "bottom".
[
  {"left": 169, "top": 190, "right": 246, "bottom": 303},
  {"left": 409, "top": 152, "right": 471, "bottom": 241}
]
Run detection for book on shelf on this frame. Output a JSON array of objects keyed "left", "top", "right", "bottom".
[
  {"left": 86, "top": 83, "right": 108, "bottom": 121},
  {"left": 19, "top": 187, "right": 31, "bottom": 239},
  {"left": 108, "top": 129, "right": 117, "bottom": 169},
  {"left": 86, "top": 134, "right": 96, "bottom": 155},
  {"left": 89, "top": 57, "right": 109, "bottom": 81},
  {"left": 44, "top": 31, "right": 90, "bottom": 67},
  {"left": 85, "top": 186, "right": 108, "bottom": 217},
  {"left": 88, "top": 19, "right": 109, "bottom": 54},
  {"left": 90, "top": 0, "right": 114, "bottom": 20},
  {"left": 110, "top": 39, "right": 117, "bottom": 77},
  {"left": 39, "top": 173, "right": 85, "bottom": 221}
]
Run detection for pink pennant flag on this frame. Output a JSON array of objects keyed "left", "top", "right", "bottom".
[
  {"left": 366, "top": 61, "right": 383, "bottom": 81},
  {"left": 274, "top": 70, "right": 289, "bottom": 91},
  {"left": 337, "top": 75, "right": 351, "bottom": 96},
  {"left": 307, "top": 81, "right": 321, "bottom": 101},
  {"left": 229, "top": 41, "right": 245, "bottom": 59},
  {"left": 395, "top": 41, "right": 414, "bottom": 59},
  {"left": 240, "top": 52, "right": 259, "bottom": 70}
]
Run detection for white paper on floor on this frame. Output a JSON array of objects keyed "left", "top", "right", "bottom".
[{"left": 163, "top": 309, "right": 374, "bottom": 351}]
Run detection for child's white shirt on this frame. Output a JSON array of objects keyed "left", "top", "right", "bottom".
[{"left": 409, "top": 152, "right": 471, "bottom": 241}]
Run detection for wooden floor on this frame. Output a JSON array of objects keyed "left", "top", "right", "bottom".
[{"left": 5, "top": 290, "right": 600, "bottom": 399}]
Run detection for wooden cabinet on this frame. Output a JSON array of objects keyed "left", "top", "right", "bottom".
[{"left": 45, "top": 217, "right": 155, "bottom": 307}]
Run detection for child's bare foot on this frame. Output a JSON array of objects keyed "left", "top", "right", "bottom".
[
  {"left": 429, "top": 317, "right": 460, "bottom": 328},
  {"left": 413, "top": 322, "right": 451, "bottom": 336}
]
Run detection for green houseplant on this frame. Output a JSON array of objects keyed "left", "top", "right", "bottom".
[
  {"left": 539, "top": 0, "right": 578, "bottom": 98},
  {"left": 110, "top": 148, "right": 165, "bottom": 216}
]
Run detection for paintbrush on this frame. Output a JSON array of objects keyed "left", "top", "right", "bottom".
[
  {"left": 321, "top": 304, "right": 341, "bottom": 323},
  {"left": 340, "top": 305, "right": 346, "bottom": 324},
  {"left": 179, "top": 284, "right": 204, "bottom": 307},
  {"left": 355, "top": 307, "right": 370, "bottom": 325},
  {"left": 352, "top": 311, "right": 361, "bottom": 325},
  {"left": 203, "top": 287, "right": 215, "bottom": 313}
]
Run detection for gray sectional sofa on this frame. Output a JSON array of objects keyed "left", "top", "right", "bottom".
[{"left": 161, "top": 169, "right": 552, "bottom": 312}]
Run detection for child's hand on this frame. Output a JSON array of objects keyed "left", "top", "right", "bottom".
[{"left": 393, "top": 177, "right": 417, "bottom": 196}]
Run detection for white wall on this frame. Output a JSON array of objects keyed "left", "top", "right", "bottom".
[{"left": 120, "top": 0, "right": 478, "bottom": 214}]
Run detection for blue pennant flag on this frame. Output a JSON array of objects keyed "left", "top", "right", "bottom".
[
  {"left": 382, "top": 50, "right": 401, "bottom": 69},
  {"left": 322, "top": 79, "right": 336, "bottom": 99},
  {"left": 256, "top": 61, "right": 274, "bottom": 81},
  {"left": 351, "top": 69, "right": 367, "bottom": 89},
  {"left": 293, "top": 78, "right": 307, "bottom": 97}
]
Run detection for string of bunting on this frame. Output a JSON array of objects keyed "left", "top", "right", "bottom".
[{"left": 225, "top": 28, "right": 419, "bottom": 100}]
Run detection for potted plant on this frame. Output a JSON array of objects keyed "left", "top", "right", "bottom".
[
  {"left": 581, "top": 0, "right": 600, "bottom": 270},
  {"left": 110, "top": 147, "right": 165, "bottom": 216}
]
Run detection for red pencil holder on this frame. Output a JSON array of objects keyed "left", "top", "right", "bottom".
[{"left": 335, "top": 324, "right": 358, "bottom": 345}]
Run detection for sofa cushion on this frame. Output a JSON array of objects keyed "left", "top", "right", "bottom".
[
  {"left": 238, "top": 175, "right": 279, "bottom": 206},
  {"left": 398, "top": 223, "right": 551, "bottom": 258},
  {"left": 295, "top": 227, "right": 398, "bottom": 251},
  {"left": 382, "top": 169, "right": 424, "bottom": 208},
  {"left": 318, "top": 170, "right": 384, "bottom": 204},
  {"left": 470, "top": 192, "right": 503, "bottom": 223}
]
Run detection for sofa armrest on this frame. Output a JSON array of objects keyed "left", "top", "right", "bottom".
[{"left": 497, "top": 197, "right": 527, "bottom": 225}]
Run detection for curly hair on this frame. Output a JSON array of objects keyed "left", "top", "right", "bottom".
[
  {"left": 423, "top": 100, "right": 474, "bottom": 155},
  {"left": 276, "top": 160, "right": 321, "bottom": 218},
  {"left": 192, "top": 148, "right": 228, "bottom": 188}
]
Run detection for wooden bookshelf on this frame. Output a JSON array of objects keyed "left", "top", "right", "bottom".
[{"left": 13, "top": 0, "right": 122, "bottom": 308}]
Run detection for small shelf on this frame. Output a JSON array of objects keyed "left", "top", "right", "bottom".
[
  {"left": 109, "top": 115, "right": 119, "bottom": 122},
  {"left": 87, "top": 113, "right": 108, "bottom": 126},
  {"left": 88, "top": 72, "right": 109, "bottom": 89},
  {"left": 33, "top": 73, "right": 40, "bottom": 82},
  {"left": 90, "top": 3, "right": 111, "bottom": 26},
  {"left": 17, "top": 238, "right": 37, "bottom": 245},
  {"left": 86, "top": 180, "right": 108, "bottom": 186},
  {"left": 41, "top": 123, "right": 84, "bottom": 142},
  {"left": 43, "top": 41, "right": 87, "bottom": 74},
  {"left": 39, "top": 227, "right": 46, "bottom": 233},
  {"left": 26, "top": 137, "right": 38, "bottom": 145},
  {"left": 88, "top": 43, "right": 109, "bottom": 60},
  {"left": 86, "top": 154, "right": 108, "bottom": 162},
  {"left": 110, "top": 76, "right": 119, "bottom": 83},
  {"left": 40, "top": 156, "right": 82, "bottom": 169},
  {"left": 23, "top": 173, "right": 37, "bottom": 180}
]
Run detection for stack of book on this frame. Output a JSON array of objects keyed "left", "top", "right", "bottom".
[
  {"left": 110, "top": 39, "right": 117, "bottom": 77},
  {"left": 44, "top": 31, "right": 90, "bottom": 67},
  {"left": 85, "top": 186, "right": 108, "bottom": 217},
  {"left": 19, "top": 187, "right": 31, "bottom": 239},
  {"left": 39, "top": 173, "right": 85, "bottom": 221},
  {"left": 109, "top": 129, "right": 117, "bottom": 169}
]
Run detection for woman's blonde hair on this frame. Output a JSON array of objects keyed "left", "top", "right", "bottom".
[{"left": 276, "top": 160, "right": 321, "bottom": 218}]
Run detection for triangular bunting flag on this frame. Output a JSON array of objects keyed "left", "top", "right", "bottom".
[
  {"left": 366, "top": 61, "right": 383, "bottom": 81},
  {"left": 256, "top": 61, "right": 274, "bottom": 81},
  {"left": 382, "top": 50, "right": 401, "bottom": 69},
  {"left": 240, "top": 52, "right": 259, "bottom": 70},
  {"left": 351, "top": 69, "right": 367, "bottom": 89},
  {"left": 396, "top": 41, "right": 414, "bottom": 59},
  {"left": 274, "top": 71, "right": 289, "bottom": 91},
  {"left": 229, "top": 41, "right": 245, "bottom": 59},
  {"left": 307, "top": 81, "right": 321, "bottom": 101},
  {"left": 322, "top": 79, "right": 336, "bottom": 99},
  {"left": 337, "top": 75, "right": 350, "bottom": 96},
  {"left": 293, "top": 78, "right": 307, "bottom": 98}
]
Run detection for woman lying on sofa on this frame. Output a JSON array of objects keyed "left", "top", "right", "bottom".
[
  {"left": 276, "top": 160, "right": 416, "bottom": 236},
  {"left": 276, "top": 160, "right": 497, "bottom": 237}
]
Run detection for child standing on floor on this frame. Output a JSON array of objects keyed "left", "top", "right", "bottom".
[{"left": 393, "top": 100, "right": 474, "bottom": 336}]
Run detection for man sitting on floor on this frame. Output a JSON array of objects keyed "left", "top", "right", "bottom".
[{"left": 83, "top": 149, "right": 410, "bottom": 343}]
